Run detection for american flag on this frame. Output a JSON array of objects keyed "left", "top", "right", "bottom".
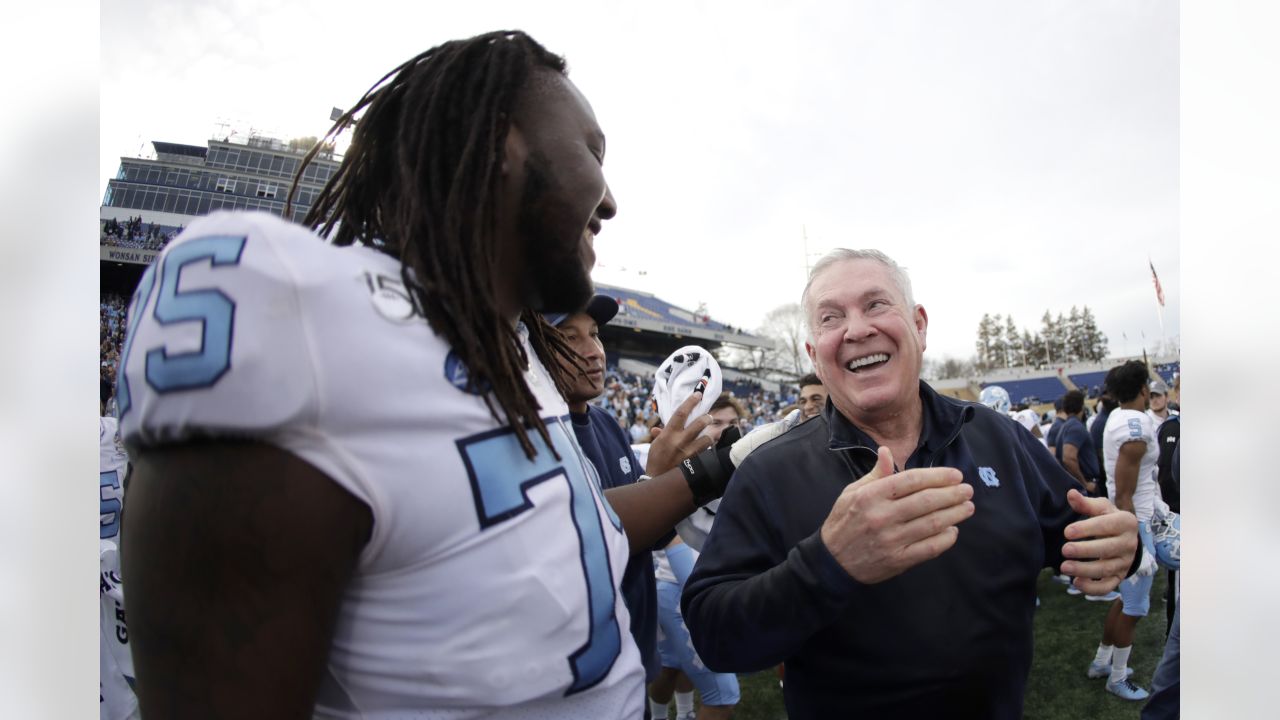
[{"left": 1149, "top": 259, "right": 1165, "bottom": 307}]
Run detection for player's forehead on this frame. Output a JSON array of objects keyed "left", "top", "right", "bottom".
[
  {"left": 557, "top": 312, "right": 597, "bottom": 335},
  {"left": 800, "top": 384, "right": 825, "bottom": 396},
  {"left": 516, "top": 70, "right": 605, "bottom": 144}
]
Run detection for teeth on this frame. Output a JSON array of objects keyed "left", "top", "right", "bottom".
[{"left": 846, "top": 353, "right": 889, "bottom": 371}]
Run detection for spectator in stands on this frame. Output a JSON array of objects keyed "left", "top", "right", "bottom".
[
  {"left": 1146, "top": 380, "right": 1177, "bottom": 428},
  {"left": 630, "top": 415, "right": 650, "bottom": 444},
  {"left": 683, "top": 248, "right": 1138, "bottom": 719},
  {"left": 797, "top": 373, "right": 827, "bottom": 422}
]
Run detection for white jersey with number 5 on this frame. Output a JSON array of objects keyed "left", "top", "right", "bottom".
[
  {"left": 1103, "top": 408, "right": 1162, "bottom": 522},
  {"left": 117, "top": 211, "right": 643, "bottom": 719},
  {"left": 100, "top": 417, "right": 128, "bottom": 541}
]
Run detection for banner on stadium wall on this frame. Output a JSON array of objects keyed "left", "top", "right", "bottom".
[{"left": 101, "top": 246, "right": 160, "bottom": 265}]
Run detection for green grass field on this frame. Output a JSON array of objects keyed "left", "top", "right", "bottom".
[{"left": 677, "top": 570, "right": 1172, "bottom": 720}]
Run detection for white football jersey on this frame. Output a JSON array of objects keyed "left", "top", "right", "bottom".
[
  {"left": 100, "top": 417, "right": 129, "bottom": 541},
  {"left": 117, "top": 211, "right": 643, "bottom": 718},
  {"left": 101, "top": 540, "right": 139, "bottom": 720},
  {"left": 653, "top": 502, "right": 717, "bottom": 584},
  {"left": 1103, "top": 408, "right": 1162, "bottom": 522}
]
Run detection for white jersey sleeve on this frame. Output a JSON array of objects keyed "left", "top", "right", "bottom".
[
  {"left": 100, "top": 540, "right": 139, "bottom": 720},
  {"left": 99, "top": 417, "right": 129, "bottom": 541},
  {"left": 116, "top": 211, "right": 642, "bottom": 718}
]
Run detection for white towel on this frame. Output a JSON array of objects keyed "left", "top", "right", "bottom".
[{"left": 650, "top": 345, "right": 722, "bottom": 426}]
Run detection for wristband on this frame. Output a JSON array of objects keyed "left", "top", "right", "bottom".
[
  {"left": 678, "top": 446, "right": 735, "bottom": 507},
  {"left": 1124, "top": 543, "right": 1144, "bottom": 579}
]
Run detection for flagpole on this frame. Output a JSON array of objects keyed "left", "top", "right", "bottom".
[{"left": 1149, "top": 258, "right": 1167, "bottom": 358}]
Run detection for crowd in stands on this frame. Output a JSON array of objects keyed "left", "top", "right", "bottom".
[
  {"left": 101, "top": 293, "right": 129, "bottom": 392},
  {"left": 101, "top": 216, "right": 181, "bottom": 251},
  {"left": 594, "top": 366, "right": 797, "bottom": 441}
]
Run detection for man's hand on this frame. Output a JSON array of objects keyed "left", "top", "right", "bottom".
[
  {"left": 645, "top": 392, "right": 713, "bottom": 476},
  {"left": 1059, "top": 489, "right": 1140, "bottom": 596},
  {"left": 820, "top": 447, "right": 975, "bottom": 584}
]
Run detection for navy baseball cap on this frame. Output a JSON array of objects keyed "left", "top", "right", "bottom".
[{"left": 544, "top": 294, "right": 619, "bottom": 328}]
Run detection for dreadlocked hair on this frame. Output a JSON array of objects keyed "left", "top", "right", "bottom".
[{"left": 289, "top": 30, "right": 576, "bottom": 460}]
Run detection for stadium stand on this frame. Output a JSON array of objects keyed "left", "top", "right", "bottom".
[{"left": 980, "top": 376, "right": 1070, "bottom": 407}]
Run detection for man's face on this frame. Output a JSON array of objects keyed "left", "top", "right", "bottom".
[
  {"left": 555, "top": 313, "right": 606, "bottom": 405},
  {"left": 503, "top": 71, "right": 618, "bottom": 314},
  {"left": 1150, "top": 391, "right": 1167, "bottom": 413},
  {"left": 799, "top": 383, "right": 827, "bottom": 420},
  {"left": 704, "top": 406, "right": 740, "bottom": 444},
  {"left": 804, "top": 259, "right": 928, "bottom": 425}
]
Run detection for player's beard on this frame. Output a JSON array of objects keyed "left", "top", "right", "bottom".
[{"left": 516, "top": 154, "right": 595, "bottom": 314}]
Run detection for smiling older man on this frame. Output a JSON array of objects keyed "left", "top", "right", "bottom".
[{"left": 681, "top": 248, "right": 1140, "bottom": 720}]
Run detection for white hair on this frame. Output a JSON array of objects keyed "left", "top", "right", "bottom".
[{"left": 801, "top": 248, "right": 916, "bottom": 341}]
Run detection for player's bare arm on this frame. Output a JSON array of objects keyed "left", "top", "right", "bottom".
[
  {"left": 122, "top": 440, "right": 371, "bottom": 719},
  {"left": 1060, "top": 443, "right": 1091, "bottom": 491},
  {"left": 606, "top": 392, "right": 716, "bottom": 552},
  {"left": 1112, "top": 440, "right": 1146, "bottom": 514},
  {"left": 820, "top": 447, "right": 975, "bottom": 584},
  {"left": 1058, "top": 489, "right": 1139, "bottom": 595}
]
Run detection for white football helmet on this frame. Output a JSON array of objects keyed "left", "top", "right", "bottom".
[{"left": 979, "top": 385, "right": 1011, "bottom": 415}]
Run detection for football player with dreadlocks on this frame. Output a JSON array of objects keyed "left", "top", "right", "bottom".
[{"left": 118, "top": 31, "right": 736, "bottom": 719}]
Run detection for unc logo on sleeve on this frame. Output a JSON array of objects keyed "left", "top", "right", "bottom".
[
  {"left": 619, "top": 456, "right": 632, "bottom": 475},
  {"left": 444, "top": 351, "right": 491, "bottom": 395},
  {"left": 978, "top": 466, "right": 1000, "bottom": 488}
]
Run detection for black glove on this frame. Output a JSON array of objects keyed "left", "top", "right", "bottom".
[{"left": 678, "top": 425, "right": 741, "bottom": 507}]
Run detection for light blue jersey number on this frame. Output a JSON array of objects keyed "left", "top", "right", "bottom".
[
  {"left": 100, "top": 470, "right": 122, "bottom": 540},
  {"left": 457, "top": 421, "right": 622, "bottom": 695},
  {"left": 117, "top": 235, "right": 247, "bottom": 415}
]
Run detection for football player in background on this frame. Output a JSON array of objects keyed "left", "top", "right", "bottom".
[
  {"left": 118, "top": 31, "right": 739, "bottom": 719},
  {"left": 100, "top": 379, "right": 138, "bottom": 720},
  {"left": 546, "top": 296, "right": 714, "bottom": 719},
  {"left": 1086, "top": 360, "right": 1168, "bottom": 701},
  {"left": 649, "top": 392, "right": 746, "bottom": 720}
]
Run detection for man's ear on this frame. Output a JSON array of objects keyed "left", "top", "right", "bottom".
[
  {"left": 502, "top": 121, "right": 527, "bottom": 177},
  {"left": 914, "top": 305, "right": 929, "bottom": 352}
]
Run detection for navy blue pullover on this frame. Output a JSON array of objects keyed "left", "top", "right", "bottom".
[
  {"left": 571, "top": 404, "right": 670, "bottom": 681},
  {"left": 682, "top": 382, "right": 1084, "bottom": 719}
]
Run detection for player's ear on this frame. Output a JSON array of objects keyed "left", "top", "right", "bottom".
[{"left": 501, "top": 119, "right": 527, "bottom": 177}]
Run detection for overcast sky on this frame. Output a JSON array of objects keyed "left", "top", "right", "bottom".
[{"left": 101, "top": 0, "right": 1178, "bottom": 362}]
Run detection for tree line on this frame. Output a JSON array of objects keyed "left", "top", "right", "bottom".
[{"left": 974, "top": 306, "right": 1108, "bottom": 371}]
